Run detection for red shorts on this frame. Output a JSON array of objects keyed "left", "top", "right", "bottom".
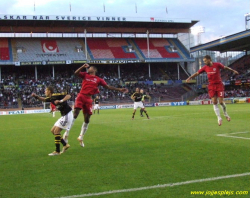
[
  {"left": 208, "top": 83, "right": 224, "bottom": 98},
  {"left": 51, "top": 107, "right": 56, "bottom": 112},
  {"left": 50, "top": 104, "right": 56, "bottom": 111},
  {"left": 74, "top": 94, "right": 93, "bottom": 115}
]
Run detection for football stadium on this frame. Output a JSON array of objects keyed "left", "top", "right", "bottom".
[{"left": 0, "top": 5, "right": 250, "bottom": 198}]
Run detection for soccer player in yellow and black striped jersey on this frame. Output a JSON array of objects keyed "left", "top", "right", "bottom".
[
  {"left": 131, "top": 88, "right": 149, "bottom": 120},
  {"left": 140, "top": 89, "right": 151, "bottom": 117},
  {"left": 31, "top": 86, "right": 73, "bottom": 156},
  {"left": 93, "top": 95, "right": 100, "bottom": 114}
]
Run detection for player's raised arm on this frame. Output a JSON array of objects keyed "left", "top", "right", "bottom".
[
  {"left": 131, "top": 93, "right": 135, "bottom": 100},
  {"left": 186, "top": 72, "right": 199, "bottom": 82},
  {"left": 31, "top": 93, "right": 46, "bottom": 102},
  {"left": 75, "top": 63, "right": 89, "bottom": 76},
  {"left": 103, "top": 85, "right": 128, "bottom": 93},
  {"left": 54, "top": 94, "right": 71, "bottom": 105},
  {"left": 224, "top": 66, "right": 239, "bottom": 75}
]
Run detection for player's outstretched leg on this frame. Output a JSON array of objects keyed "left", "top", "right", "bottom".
[
  {"left": 63, "top": 118, "right": 75, "bottom": 144},
  {"left": 77, "top": 122, "right": 89, "bottom": 147},
  {"left": 144, "top": 109, "right": 150, "bottom": 119},
  {"left": 220, "top": 102, "right": 230, "bottom": 122},
  {"left": 213, "top": 104, "right": 222, "bottom": 126},
  {"left": 132, "top": 110, "right": 136, "bottom": 120},
  {"left": 140, "top": 108, "right": 144, "bottom": 117}
]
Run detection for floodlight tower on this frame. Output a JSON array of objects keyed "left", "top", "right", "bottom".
[
  {"left": 190, "top": 26, "right": 205, "bottom": 45},
  {"left": 245, "top": 13, "right": 250, "bottom": 30}
]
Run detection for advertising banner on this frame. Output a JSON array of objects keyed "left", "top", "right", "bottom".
[
  {"left": 144, "top": 103, "right": 155, "bottom": 107},
  {"left": 189, "top": 101, "right": 202, "bottom": 105},
  {"left": 171, "top": 101, "right": 187, "bottom": 106},
  {"left": 116, "top": 104, "right": 134, "bottom": 109},
  {"left": 100, "top": 105, "right": 116, "bottom": 110},
  {"left": 155, "top": 102, "right": 171, "bottom": 106}
]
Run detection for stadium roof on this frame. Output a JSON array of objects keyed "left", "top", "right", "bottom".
[
  {"left": 190, "top": 29, "right": 250, "bottom": 53},
  {"left": 0, "top": 15, "right": 198, "bottom": 34}
]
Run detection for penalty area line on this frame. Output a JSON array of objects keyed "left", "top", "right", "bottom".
[{"left": 55, "top": 172, "right": 250, "bottom": 198}]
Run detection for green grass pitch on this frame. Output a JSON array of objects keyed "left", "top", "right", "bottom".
[{"left": 0, "top": 104, "right": 249, "bottom": 198}]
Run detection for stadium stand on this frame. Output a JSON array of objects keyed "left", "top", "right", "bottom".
[
  {"left": 0, "top": 38, "right": 10, "bottom": 61},
  {"left": 132, "top": 38, "right": 181, "bottom": 59},
  {"left": 222, "top": 55, "right": 250, "bottom": 81},
  {"left": 13, "top": 38, "right": 87, "bottom": 62},
  {"left": 87, "top": 38, "right": 137, "bottom": 59}
]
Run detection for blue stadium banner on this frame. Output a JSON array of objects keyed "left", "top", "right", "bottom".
[
  {"left": 8, "top": 110, "right": 24, "bottom": 115},
  {"left": 100, "top": 105, "right": 116, "bottom": 110},
  {"left": 144, "top": 103, "right": 155, "bottom": 107},
  {"left": 171, "top": 101, "right": 187, "bottom": 106}
]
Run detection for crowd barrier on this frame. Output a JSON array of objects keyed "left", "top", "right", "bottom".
[{"left": 1, "top": 97, "right": 249, "bottom": 116}]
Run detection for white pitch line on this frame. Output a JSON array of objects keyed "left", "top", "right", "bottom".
[
  {"left": 229, "top": 131, "right": 249, "bottom": 135},
  {"left": 217, "top": 134, "right": 250, "bottom": 140},
  {"left": 55, "top": 172, "right": 250, "bottom": 198},
  {"left": 217, "top": 131, "right": 250, "bottom": 140}
]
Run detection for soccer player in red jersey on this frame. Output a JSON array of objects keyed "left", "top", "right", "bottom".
[
  {"left": 50, "top": 102, "right": 56, "bottom": 117},
  {"left": 186, "top": 55, "right": 239, "bottom": 126},
  {"left": 67, "top": 63, "right": 128, "bottom": 147}
]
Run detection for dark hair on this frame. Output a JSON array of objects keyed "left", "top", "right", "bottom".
[
  {"left": 46, "top": 86, "right": 54, "bottom": 94},
  {"left": 91, "top": 66, "right": 97, "bottom": 73},
  {"left": 204, "top": 55, "right": 212, "bottom": 60}
]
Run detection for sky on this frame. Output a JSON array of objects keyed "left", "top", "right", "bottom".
[{"left": 0, "top": 0, "right": 249, "bottom": 44}]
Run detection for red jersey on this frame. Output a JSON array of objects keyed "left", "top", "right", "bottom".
[
  {"left": 78, "top": 72, "right": 107, "bottom": 95},
  {"left": 198, "top": 62, "right": 225, "bottom": 84}
]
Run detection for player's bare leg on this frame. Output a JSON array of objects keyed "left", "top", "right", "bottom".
[
  {"left": 49, "top": 127, "right": 70, "bottom": 156},
  {"left": 219, "top": 97, "right": 230, "bottom": 122},
  {"left": 140, "top": 108, "right": 144, "bottom": 117},
  {"left": 142, "top": 108, "right": 149, "bottom": 119},
  {"left": 132, "top": 109, "right": 136, "bottom": 120},
  {"left": 62, "top": 108, "right": 80, "bottom": 143},
  {"left": 212, "top": 97, "right": 222, "bottom": 126},
  {"left": 77, "top": 113, "right": 90, "bottom": 147}
]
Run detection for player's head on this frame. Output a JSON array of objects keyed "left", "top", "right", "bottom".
[
  {"left": 96, "top": 95, "right": 99, "bottom": 99},
  {"left": 88, "top": 66, "right": 97, "bottom": 74},
  {"left": 45, "top": 86, "right": 54, "bottom": 97},
  {"left": 135, "top": 87, "right": 139, "bottom": 92},
  {"left": 140, "top": 89, "right": 144, "bottom": 93},
  {"left": 203, "top": 55, "right": 212, "bottom": 66}
]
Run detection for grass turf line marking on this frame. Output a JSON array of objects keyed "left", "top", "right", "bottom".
[
  {"left": 217, "top": 131, "right": 250, "bottom": 140},
  {"left": 56, "top": 172, "right": 250, "bottom": 198}
]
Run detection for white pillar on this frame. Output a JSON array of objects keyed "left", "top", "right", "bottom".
[
  {"left": 52, "top": 65, "right": 55, "bottom": 78},
  {"left": 148, "top": 63, "right": 151, "bottom": 78},
  {"left": 177, "top": 64, "right": 180, "bottom": 80},
  {"left": 146, "top": 30, "right": 150, "bottom": 59},
  {"left": 84, "top": 29, "right": 88, "bottom": 72},
  {"left": 118, "top": 64, "right": 120, "bottom": 79},
  {"left": 35, "top": 66, "right": 37, "bottom": 81}
]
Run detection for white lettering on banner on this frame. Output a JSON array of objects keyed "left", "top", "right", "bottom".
[
  {"left": 8, "top": 110, "right": 24, "bottom": 115},
  {"left": 156, "top": 103, "right": 171, "bottom": 106},
  {"left": 100, "top": 105, "right": 116, "bottom": 110},
  {"left": 172, "top": 102, "right": 185, "bottom": 106},
  {"left": 0, "top": 15, "right": 191, "bottom": 23},
  {"left": 189, "top": 101, "right": 201, "bottom": 105}
]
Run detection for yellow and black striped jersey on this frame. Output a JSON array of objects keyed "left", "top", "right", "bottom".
[
  {"left": 94, "top": 98, "right": 100, "bottom": 104},
  {"left": 131, "top": 92, "right": 143, "bottom": 102},
  {"left": 45, "top": 93, "right": 72, "bottom": 116}
]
